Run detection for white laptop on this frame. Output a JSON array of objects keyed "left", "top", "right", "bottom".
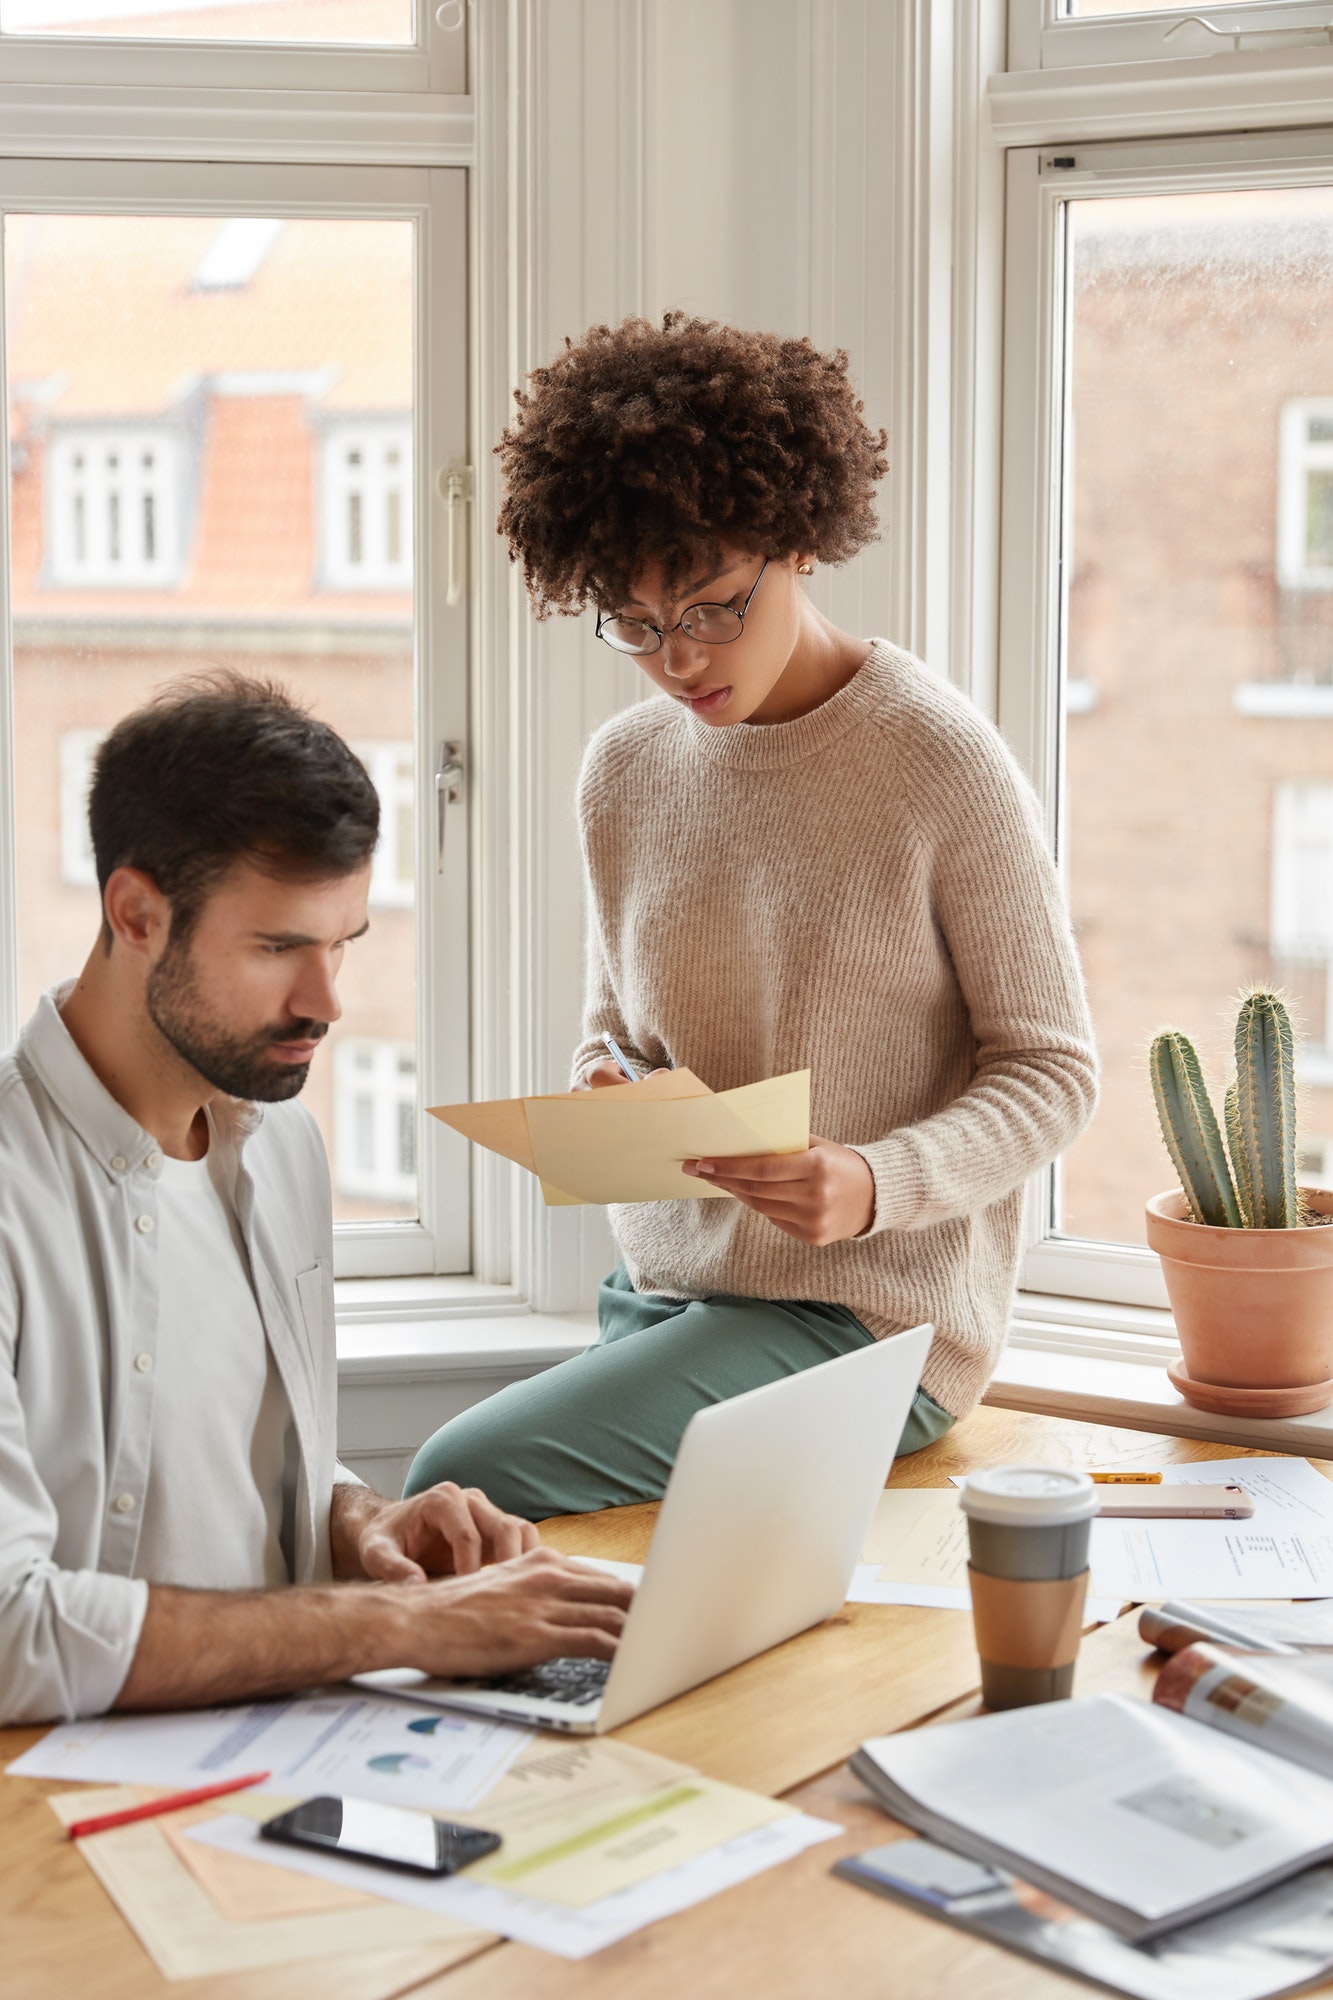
[{"left": 359, "top": 1320, "right": 933, "bottom": 1736}]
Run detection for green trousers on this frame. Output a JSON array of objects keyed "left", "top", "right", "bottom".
[{"left": 404, "top": 1264, "right": 953, "bottom": 1520}]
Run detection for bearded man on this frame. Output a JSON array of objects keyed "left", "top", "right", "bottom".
[{"left": 0, "top": 673, "right": 629, "bottom": 1724}]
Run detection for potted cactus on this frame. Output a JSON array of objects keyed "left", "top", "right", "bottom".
[{"left": 1148, "top": 990, "right": 1333, "bottom": 1418}]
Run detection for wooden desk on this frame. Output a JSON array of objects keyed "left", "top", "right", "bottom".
[{"left": 1, "top": 1408, "right": 1313, "bottom": 2000}]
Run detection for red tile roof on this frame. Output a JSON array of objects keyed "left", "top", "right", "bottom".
[{"left": 6, "top": 214, "right": 415, "bottom": 623}]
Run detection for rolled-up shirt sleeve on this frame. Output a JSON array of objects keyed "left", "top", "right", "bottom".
[{"left": 0, "top": 1273, "right": 148, "bottom": 1725}]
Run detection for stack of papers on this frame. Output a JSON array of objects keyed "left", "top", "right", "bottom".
[
  {"left": 850, "top": 1458, "right": 1333, "bottom": 1610},
  {"left": 429, "top": 1067, "right": 810, "bottom": 1206},
  {"left": 12, "top": 1688, "right": 838, "bottom": 1963}
]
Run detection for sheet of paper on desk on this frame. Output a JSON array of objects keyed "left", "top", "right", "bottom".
[
  {"left": 8, "top": 1688, "right": 528, "bottom": 1810},
  {"left": 1089, "top": 1458, "right": 1333, "bottom": 1601},
  {"left": 190, "top": 1804, "right": 838, "bottom": 1960},
  {"left": 848, "top": 1489, "right": 1121, "bottom": 1619},
  {"left": 45, "top": 1787, "right": 490, "bottom": 1985}
]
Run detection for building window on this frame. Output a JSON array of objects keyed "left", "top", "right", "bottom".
[
  {"left": 1299, "top": 1138, "right": 1333, "bottom": 1191},
  {"left": 48, "top": 429, "right": 182, "bottom": 586},
  {"left": 1279, "top": 400, "right": 1333, "bottom": 592},
  {"left": 334, "top": 1039, "right": 417, "bottom": 1204},
  {"left": 1273, "top": 782, "right": 1333, "bottom": 1078},
  {"left": 59, "top": 729, "right": 102, "bottom": 889},
  {"left": 320, "top": 423, "right": 413, "bottom": 590},
  {"left": 356, "top": 741, "right": 415, "bottom": 909}
]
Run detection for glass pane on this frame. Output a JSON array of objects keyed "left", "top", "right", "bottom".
[
  {"left": 1059, "top": 186, "right": 1333, "bottom": 1247},
  {"left": 0, "top": 0, "right": 412, "bottom": 42},
  {"left": 4, "top": 212, "right": 418, "bottom": 1224}
]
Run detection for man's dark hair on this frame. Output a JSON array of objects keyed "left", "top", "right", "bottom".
[
  {"left": 89, "top": 672, "right": 380, "bottom": 938},
  {"left": 495, "top": 311, "right": 889, "bottom": 618}
]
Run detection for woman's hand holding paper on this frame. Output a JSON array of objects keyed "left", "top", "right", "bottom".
[{"left": 683, "top": 1137, "right": 876, "bottom": 1246}]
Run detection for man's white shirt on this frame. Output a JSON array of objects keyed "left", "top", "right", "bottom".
[
  {"left": 137, "top": 1128, "right": 294, "bottom": 1592},
  {"left": 0, "top": 986, "right": 351, "bottom": 1724}
]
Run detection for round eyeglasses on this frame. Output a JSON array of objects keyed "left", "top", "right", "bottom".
[{"left": 595, "top": 559, "right": 769, "bottom": 657}]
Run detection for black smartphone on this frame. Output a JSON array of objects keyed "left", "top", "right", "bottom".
[{"left": 259, "top": 1795, "right": 501, "bottom": 1877}]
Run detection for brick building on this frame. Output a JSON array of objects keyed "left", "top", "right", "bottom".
[
  {"left": 1061, "top": 192, "right": 1333, "bottom": 1247},
  {"left": 5, "top": 210, "right": 418, "bottom": 1220}
]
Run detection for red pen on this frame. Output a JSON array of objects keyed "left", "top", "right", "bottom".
[{"left": 66, "top": 1769, "right": 271, "bottom": 1840}]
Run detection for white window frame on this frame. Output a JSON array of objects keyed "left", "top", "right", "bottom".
[
  {"left": 0, "top": 4, "right": 466, "bottom": 97},
  {"left": 320, "top": 420, "right": 414, "bottom": 590},
  {"left": 1008, "top": 0, "right": 1333, "bottom": 74},
  {"left": 356, "top": 739, "right": 415, "bottom": 909},
  {"left": 0, "top": 156, "right": 470, "bottom": 1282},
  {"left": 999, "top": 125, "right": 1333, "bottom": 1314},
  {"left": 58, "top": 726, "right": 101, "bottom": 888},
  {"left": 1278, "top": 397, "right": 1333, "bottom": 589},
  {"left": 47, "top": 424, "right": 185, "bottom": 586},
  {"left": 334, "top": 1036, "right": 417, "bottom": 1204}
]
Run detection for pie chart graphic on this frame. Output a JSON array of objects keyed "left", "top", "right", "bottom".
[
  {"left": 407, "top": 1715, "right": 464, "bottom": 1736},
  {"left": 366, "top": 1752, "right": 431, "bottom": 1776}
]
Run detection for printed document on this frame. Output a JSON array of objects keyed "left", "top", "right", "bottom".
[
  {"left": 7, "top": 1689, "right": 528, "bottom": 1812},
  {"left": 1091, "top": 1458, "right": 1333, "bottom": 1601}
]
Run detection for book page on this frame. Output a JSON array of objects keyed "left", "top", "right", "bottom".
[{"left": 861, "top": 1694, "right": 1333, "bottom": 1933}]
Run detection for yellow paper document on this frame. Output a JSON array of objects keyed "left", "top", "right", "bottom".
[
  {"left": 446, "top": 1736, "right": 787, "bottom": 1909},
  {"left": 48, "top": 1788, "right": 489, "bottom": 1984},
  {"left": 431, "top": 1068, "right": 810, "bottom": 1207}
]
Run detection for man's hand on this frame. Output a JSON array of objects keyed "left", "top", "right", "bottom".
[
  {"left": 682, "top": 1136, "right": 876, "bottom": 1246},
  {"left": 392, "top": 1548, "right": 635, "bottom": 1678},
  {"left": 116, "top": 1547, "right": 634, "bottom": 1711},
  {"left": 333, "top": 1480, "right": 539, "bottom": 1584}
]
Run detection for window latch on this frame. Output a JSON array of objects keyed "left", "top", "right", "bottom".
[
  {"left": 1165, "top": 13, "right": 1333, "bottom": 52},
  {"left": 438, "top": 463, "right": 473, "bottom": 608},
  {"left": 435, "top": 740, "right": 464, "bottom": 875}
]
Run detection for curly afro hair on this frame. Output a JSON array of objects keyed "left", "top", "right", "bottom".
[{"left": 495, "top": 312, "right": 888, "bottom": 618}]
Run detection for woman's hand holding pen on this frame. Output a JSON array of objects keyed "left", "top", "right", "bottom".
[{"left": 683, "top": 1139, "right": 876, "bottom": 1247}]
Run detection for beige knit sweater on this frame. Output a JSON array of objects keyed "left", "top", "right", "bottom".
[{"left": 571, "top": 640, "right": 1098, "bottom": 1418}]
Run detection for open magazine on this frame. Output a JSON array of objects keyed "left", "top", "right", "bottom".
[
  {"left": 851, "top": 1646, "right": 1333, "bottom": 1945},
  {"left": 835, "top": 1838, "right": 1333, "bottom": 2000}
]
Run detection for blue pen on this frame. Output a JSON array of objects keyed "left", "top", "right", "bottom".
[{"left": 602, "top": 1034, "right": 640, "bottom": 1081}]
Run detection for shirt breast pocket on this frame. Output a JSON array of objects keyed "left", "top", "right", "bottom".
[{"left": 294, "top": 1259, "right": 333, "bottom": 1358}]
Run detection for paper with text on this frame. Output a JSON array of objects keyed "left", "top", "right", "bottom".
[{"left": 9, "top": 1689, "right": 529, "bottom": 1811}]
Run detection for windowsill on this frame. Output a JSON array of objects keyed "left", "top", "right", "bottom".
[{"left": 335, "top": 1280, "right": 1333, "bottom": 1458}]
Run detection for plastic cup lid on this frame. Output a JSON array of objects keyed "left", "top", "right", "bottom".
[{"left": 958, "top": 1464, "right": 1098, "bottom": 1527}]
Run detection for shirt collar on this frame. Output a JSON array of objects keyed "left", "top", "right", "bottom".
[{"left": 19, "top": 983, "right": 263, "bottom": 1182}]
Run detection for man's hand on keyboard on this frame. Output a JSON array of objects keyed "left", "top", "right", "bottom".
[{"left": 386, "top": 1547, "right": 634, "bottom": 1678}]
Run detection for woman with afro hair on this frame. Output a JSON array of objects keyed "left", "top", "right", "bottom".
[{"left": 406, "top": 313, "right": 1097, "bottom": 1519}]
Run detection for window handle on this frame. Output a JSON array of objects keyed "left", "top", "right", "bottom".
[
  {"left": 439, "top": 463, "right": 473, "bottom": 608},
  {"left": 435, "top": 741, "right": 464, "bottom": 876},
  {"left": 1165, "top": 13, "right": 1333, "bottom": 51}
]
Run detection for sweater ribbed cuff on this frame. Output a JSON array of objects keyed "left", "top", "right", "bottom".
[{"left": 848, "top": 1137, "right": 929, "bottom": 1235}]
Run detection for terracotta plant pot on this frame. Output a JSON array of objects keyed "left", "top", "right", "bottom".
[{"left": 1145, "top": 1188, "right": 1333, "bottom": 1418}]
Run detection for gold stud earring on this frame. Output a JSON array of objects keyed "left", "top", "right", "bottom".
[{"left": 797, "top": 562, "right": 814, "bottom": 575}]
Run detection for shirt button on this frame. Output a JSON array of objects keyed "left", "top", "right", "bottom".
[
  {"left": 110, "top": 1155, "right": 127, "bottom": 1172},
  {"left": 134, "top": 1352, "right": 154, "bottom": 1373},
  {"left": 113, "top": 1492, "right": 136, "bottom": 1514},
  {"left": 135, "top": 1214, "right": 154, "bottom": 1235},
  {"left": 145, "top": 1151, "right": 163, "bottom": 1173}
]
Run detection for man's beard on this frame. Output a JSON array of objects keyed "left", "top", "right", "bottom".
[{"left": 146, "top": 935, "right": 328, "bottom": 1103}]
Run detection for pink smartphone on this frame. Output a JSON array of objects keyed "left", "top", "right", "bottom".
[{"left": 1095, "top": 1483, "right": 1255, "bottom": 1520}]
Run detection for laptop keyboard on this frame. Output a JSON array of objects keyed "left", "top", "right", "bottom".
[{"left": 479, "top": 1656, "right": 611, "bottom": 1706}]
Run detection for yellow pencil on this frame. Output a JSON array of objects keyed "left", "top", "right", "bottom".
[{"left": 1089, "top": 1471, "right": 1162, "bottom": 1484}]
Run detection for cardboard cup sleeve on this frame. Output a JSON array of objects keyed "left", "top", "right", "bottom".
[{"left": 967, "top": 1566, "right": 1089, "bottom": 1671}]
